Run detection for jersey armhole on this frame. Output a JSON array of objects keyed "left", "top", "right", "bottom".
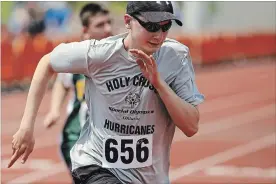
[{"left": 85, "top": 39, "right": 96, "bottom": 79}]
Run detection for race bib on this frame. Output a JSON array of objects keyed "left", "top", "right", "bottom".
[{"left": 102, "top": 134, "right": 153, "bottom": 169}]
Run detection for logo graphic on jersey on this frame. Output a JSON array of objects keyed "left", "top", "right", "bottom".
[
  {"left": 125, "top": 92, "right": 140, "bottom": 108},
  {"left": 105, "top": 75, "right": 156, "bottom": 93}
]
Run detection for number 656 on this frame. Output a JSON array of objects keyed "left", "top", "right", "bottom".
[{"left": 104, "top": 138, "right": 149, "bottom": 164}]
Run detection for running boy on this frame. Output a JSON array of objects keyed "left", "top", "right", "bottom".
[
  {"left": 43, "top": 3, "right": 112, "bottom": 172},
  {"left": 9, "top": 2, "right": 204, "bottom": 184}
]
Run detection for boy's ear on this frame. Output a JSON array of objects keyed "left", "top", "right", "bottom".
[
  {"left": 83, "top": 26, "right": 88, "bottom": 34},
  {"left": 124, "top": 14, "right": 132, "bottom": 29}
]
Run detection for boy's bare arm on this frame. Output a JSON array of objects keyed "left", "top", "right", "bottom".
[
  {"left": 8, "top": 53, "right": 55, "bottom": 168},
  {"left": 130, "top": 49, "right": 200, "bottom": 137},
  {"left": 20, "top": 54, "right": 55, "bottom": 130}
]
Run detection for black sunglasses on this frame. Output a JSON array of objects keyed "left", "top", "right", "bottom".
[{"left": 131, "top": 14, "right": 172, "bottom": 33}]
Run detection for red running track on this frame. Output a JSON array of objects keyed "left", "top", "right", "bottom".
[{"left": 2, "top": 59, "right": 275, "bottom": 184}]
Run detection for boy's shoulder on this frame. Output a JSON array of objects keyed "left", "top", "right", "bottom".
[
  {"left": 160, "top": 38, "right": 190, "bottom": 58},
  {"left": 92, "top": 33, "right": 127, "bottom": 48}
]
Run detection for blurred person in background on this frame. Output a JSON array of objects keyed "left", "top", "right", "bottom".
[
  {"left": 27, "top": 7, "right": 46, "bottom": 37},
  {"left": 7, "top": 2, "right": 34, "bottom": 36},
  {"left": 6, "top": 1, "right": 68, "bottom": 38},
  {"left": 38, "top": 1, "right": 72, "bottom": 38},
  {"left": 42, "top": 2, "right": 112, "bottom": 180},
  {"left": 8, "top": 1, "right": 204, "bottom": 184}
]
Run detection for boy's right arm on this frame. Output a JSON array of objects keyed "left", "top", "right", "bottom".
[
  {"left": 8, "top": 39, "right": 96, "bottom": 168},
  {"left": 8, "top": 53, "right": 55, "bottom": 168}
]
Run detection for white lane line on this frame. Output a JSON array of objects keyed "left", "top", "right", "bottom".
[
  {"left": 173, "top": 104, "right": 275, "bottom": 143},
  {"left": 6, "top": 162, "right": 66, "bottom": 184},
  {"left": 2, "top": 159, "right": 57, "bottom": 170},
  {"left": 169, "top": 133, "right": 276, "bottom": 182},
  {"left": 204, "top": 165, "right": 276, "bottom": 179}
]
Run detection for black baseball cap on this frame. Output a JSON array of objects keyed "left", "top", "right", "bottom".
[{"left": 126, "top": 1, "right": 182, "bottom": 26}]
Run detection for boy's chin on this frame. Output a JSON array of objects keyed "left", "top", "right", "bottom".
[{"left": 142, "top": 46, "right": 159, "bottom": 55}]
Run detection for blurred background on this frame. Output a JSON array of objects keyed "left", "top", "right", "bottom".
[
  {"left": 1, "top": 1, "right": 276, "bottom": 88},
  {"left": 1, "top": 1, "right": 276, "bottom": 184}
]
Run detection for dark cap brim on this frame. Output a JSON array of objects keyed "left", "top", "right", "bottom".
[{"left": 140, "top": 11, "right": 183, "bottom": 26}]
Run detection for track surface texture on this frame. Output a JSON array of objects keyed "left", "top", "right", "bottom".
[{"left": 2, "top": 58, "right": 276, "bottom": 184}]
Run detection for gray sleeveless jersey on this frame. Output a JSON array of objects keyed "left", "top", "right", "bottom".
[{"left": 50, "top": 33, "right": 204, "bottom": 184}]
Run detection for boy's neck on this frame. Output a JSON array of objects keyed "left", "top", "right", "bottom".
[{"left": 123, "top": 34, "right": 132, "bottom": 51}]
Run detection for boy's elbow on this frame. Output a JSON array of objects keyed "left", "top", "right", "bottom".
[
  {"left": 182, "top": 116, "right": 200, "bottom": 137},
  {"left": 185, "top": 107, "right": 200, "bottom": 137},
  {"left": 41, "top": 53, "right": 55, "bottom": 74},
  {"left": 183, "top": 125, "right": 198, "bottom": 137}
]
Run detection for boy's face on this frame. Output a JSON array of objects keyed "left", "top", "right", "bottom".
[
  {"left": 126, "top": 14, "right": 170, "bottom": 55},
  {"left": 84, "top": 12, "right": 112, "bottom": 40}
]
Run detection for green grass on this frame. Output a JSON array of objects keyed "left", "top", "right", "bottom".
[
  {"left": 1, "top": 1, "right": 15, "bottom": 24},
  {"left": 0, "top": 2, "right": 129, "bottom": 25}
]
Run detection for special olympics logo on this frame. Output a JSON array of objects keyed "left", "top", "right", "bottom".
[{"left": 125, "top": 92, "right": 140, "bottom": 108}]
